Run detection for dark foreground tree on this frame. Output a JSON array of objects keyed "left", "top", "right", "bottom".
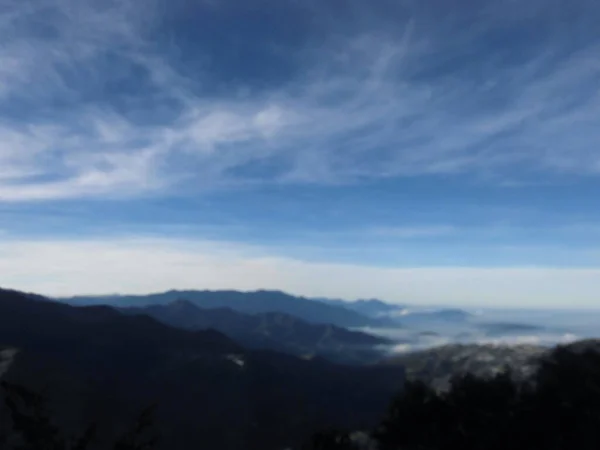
[
  {"left": 113, "top": 404, "right": 160, "bottom": 450},
  {"left": 1, "top": 381, "right": 159, "bottom": 450},
  {"left": 308, "top": 344, "right": 600, "bottom": 450},
  {"left": 302, "top": 429, "right": 358, "bottom": 450}
]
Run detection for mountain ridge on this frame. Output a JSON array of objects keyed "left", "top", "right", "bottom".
[
  {"left": 120, "top": 299, "right": 392, "bottom": 364},
  {"left": 0, "top": 287, "right": 405, "bottom": 450},
  {"left": 60, "top": 289, "right": 391, "bottom": 328}
]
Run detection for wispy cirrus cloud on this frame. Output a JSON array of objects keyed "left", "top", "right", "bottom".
[{"left": 1, "top": 0, "right": 599, "bottom": 202}]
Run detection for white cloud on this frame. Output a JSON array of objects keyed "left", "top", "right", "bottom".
[
  {"left": 1, "top": 236, "right": 599, "bottom": 309},
  {"left": 0, "top": 0, "right": 599, "bottom": 202}
]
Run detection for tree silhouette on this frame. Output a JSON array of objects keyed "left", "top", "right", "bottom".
[
  {"left": 7, "top": 343, "right": 600, "bottom": 450},
  {"left": 113, "top": 404, "right": 160, "bottom": 450},
  {"left": 311, "top": 344, "right": 600, "bottom": 450},
  {"left": 2, "top": 380, "right": 72, "bottom": 450},
  {"left": 1, "top": 381, "right": 159, "bottom": 450},
  {"left": 303, "top": 429, "right": 358, "bottom": 450}
]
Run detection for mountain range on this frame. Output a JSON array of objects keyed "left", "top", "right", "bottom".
[
  {"left": 120, "top": 300, "right": 392, "bottom": 364},
  {"left": 3, "top": 286, "right": 600, "bottom": 449},
  {"left": 62, "top": 290, "right": 388, "bottom": 328},
  {"left": 61, "top": 290, "right": 478, "bottom": 329},
  {"left": 0, "top": 288, "right": 405, "bottom": 450}
]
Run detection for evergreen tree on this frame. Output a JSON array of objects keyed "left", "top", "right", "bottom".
[{"left": 1, "top": 381, "right": 159, "bottom": 450}]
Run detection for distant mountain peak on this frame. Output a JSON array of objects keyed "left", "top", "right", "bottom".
[{"left": 170, "top": 298, "right": 200, "bottom": 311}]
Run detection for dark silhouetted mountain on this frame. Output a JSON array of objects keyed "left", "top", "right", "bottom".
[
  {"left": 120, "top": 300, "right": 392, "bottom": 364},
  {"left": 0, "top": 288, "right": 405, "bottom": 450},
  {"left": 61, "top": 290, "right": 382, "bottom": 328}
]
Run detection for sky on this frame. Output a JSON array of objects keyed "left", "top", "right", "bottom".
[{"left": 1, "top": 0, "right": 600, "bottom": 308}]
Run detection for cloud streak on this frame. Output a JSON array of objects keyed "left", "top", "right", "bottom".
[
  {"left": 1, "top": 0, "right": 600, "bottom": 202},
  {"left": 1, "top": 236, "right": 600, "bottom": 308}
]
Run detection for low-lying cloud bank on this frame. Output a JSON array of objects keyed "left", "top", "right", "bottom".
[{"left": 1, "top": 236, "right": 599, "bottom": 309}]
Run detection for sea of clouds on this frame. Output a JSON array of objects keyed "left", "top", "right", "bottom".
[{"left": 362, "top": 307, "right": 600, "bottom": 354}]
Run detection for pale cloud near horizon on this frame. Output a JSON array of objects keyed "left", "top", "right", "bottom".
[
  {"left": 1, "top": 0, "right": 600, "bottom": 201},
  {"left": 1, "top": 236, "right": 599, "bottom": 309}
]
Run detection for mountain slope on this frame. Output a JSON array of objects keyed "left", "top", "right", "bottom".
[
  {"left": 61, "top": 290, "right": 380, "bottom": 328},
  {"left": 121, "top": 300, "right": 391, "bottom": 364},
  {"left": 0, "top": 288, "right": 405, "bottom": 450},
  {"left": 381, "top": 343, "right": 547, "bottom": 392}
]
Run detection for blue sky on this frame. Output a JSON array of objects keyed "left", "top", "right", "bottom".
[{"left": 1, "top": 0, "right": 600, "bottom": 307}]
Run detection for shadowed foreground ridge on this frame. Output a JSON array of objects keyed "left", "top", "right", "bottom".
[
  {"left": 306, "top": 341, "right": 600, "bottom": 450},
  {"left": 0, "top": 380, "right": 159, "bottom": 450},
  {"left": 3, "top": 287, "right": 600, "bottom": 450},
  {"left": 3, "top": 341, "right": 600, "bottom": 450},
  {"left": 0, "top": 288, "right": 404, "bottom": 450}
]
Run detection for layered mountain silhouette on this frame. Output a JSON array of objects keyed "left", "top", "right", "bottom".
[
  {"left": 64, "top": 290, "right": 477, "bottom": 330},
  {"left": 61, "top": 290, "right": 387, "bottom": 328},
  {"left": 120, "top": 300, "right": 392, "bottom": 364},
  {"left": 0, "top": 288, "right": 405, "bottom": 450}
]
